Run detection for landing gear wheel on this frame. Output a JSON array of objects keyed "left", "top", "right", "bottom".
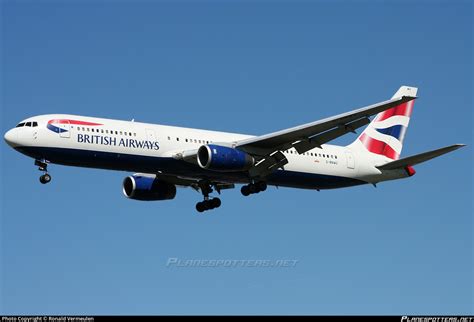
[
  {"left": 196, "top": 202, "right": 205, "bottom": 213},
  {"left": 39, "top": 173, "right": 51, "bottom": 184},
  {"left": 196, "top": 197, "right": 222, "bottom": 213},
  {"left": 241, "top": 181, "right": 267, "bottom": 196},
  {"left": 241, "top": 185, "right": 250, "bottom": 196},
  {"left": 249, "top": 184, "right": 258, "bottom": 194},
  {"left": 211, "top": 197, "right": 221, "bottom": 208},
  {"left": 257, "top": 181, "right": 267, "bottom": 192},
  {"left": 36, "top": 160, "right": 51, "bottom": 185},
  {"left": 195, "top": 181, "right": 224, "bottom": 212}
]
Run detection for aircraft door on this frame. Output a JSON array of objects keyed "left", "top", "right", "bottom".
[
  {"left": 146, "top": 129, "right": 157, "bottom": 142},
  {"left": 345, "top": 151, "right": 355, "bottom": 169}
]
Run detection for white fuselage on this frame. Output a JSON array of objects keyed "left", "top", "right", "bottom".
[{"left": 4, "top": 114, "right": 410, "bottom": 190}]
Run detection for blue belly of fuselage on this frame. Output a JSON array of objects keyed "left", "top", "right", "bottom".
[{"left": 14, "top": 146, "right": 366, "bottom": 190}]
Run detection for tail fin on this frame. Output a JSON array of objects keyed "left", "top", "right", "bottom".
[{"left": 354, "top": 86, "right": 418, "bottom": 160}]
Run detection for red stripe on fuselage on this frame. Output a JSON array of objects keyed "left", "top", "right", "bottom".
[
  {"left": 375, "top": 100, "right": 414, "bottom": 122},
  {"left": 359, "top": 133, "right": 399, "bottom": 159},
  {"left": 48, "top": 119, "right": 103, "bottom": 126}
]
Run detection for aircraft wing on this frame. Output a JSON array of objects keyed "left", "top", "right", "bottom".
[
  {"left": 235, "top": 95, "right": 417, "bottom": 156},
  {"left": 172, "top": 91, "right": 417, "bottom": 179}
]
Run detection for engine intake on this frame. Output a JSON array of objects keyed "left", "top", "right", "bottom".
[
  {"left": 123, "top": 175, "right": 176, "bottom": 201},
  {"left": 197, "top": 144, "right": 254, "bottom": 172}
]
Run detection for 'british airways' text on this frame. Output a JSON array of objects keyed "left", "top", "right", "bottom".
[{"left": 77, "top": 134, "right": 159, "bottom": 150}]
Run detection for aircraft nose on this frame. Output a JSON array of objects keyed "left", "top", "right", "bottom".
[{"left": 4, "top": 129, "right": 17, "bottom": 147}]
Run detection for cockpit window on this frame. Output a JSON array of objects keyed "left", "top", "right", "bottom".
[
  {"left": 25, "top": 122, "right": 32, "bottom": 127},
  {"left": 16, "top": 122, "right": 25, "bottom": 128},
  {"left": 32, "top": 122, "right": 38, "bottom": 127}
]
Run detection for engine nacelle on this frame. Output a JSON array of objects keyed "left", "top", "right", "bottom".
[
  {"left": 197, "top": 144, "right": 254, "bottom": 172},
  {"left": 123, "top": 175, "right": 176, "bottom": 201}
]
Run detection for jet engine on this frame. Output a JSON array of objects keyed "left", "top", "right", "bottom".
[
  {"left": 122, "top": 175, "right": 176, "bottom": 201},
  {"left": 197, "top": 144, "right": 255, "bottom": 172}
]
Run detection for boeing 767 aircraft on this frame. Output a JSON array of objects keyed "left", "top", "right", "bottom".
[{"left": 3, "top": 86, "right": 465, "bottom": 212}]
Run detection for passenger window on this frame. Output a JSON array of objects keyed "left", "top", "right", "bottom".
[{"left": 177, "top": 138, "right": 179, "bottom": 141}]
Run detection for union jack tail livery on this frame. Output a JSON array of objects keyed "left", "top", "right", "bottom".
[{"left": 355, "top": 86, "right": 417, "bottom": 160}]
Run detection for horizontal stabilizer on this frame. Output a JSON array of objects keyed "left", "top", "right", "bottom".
[{"left": 376, "top": 144, "right": 466, "bottom": 170}]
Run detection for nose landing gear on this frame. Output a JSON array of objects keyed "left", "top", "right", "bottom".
[
  {"left": 35, "top": 159, "right": 52, "bottom": 184},
  {"left": 39, "top": 173, "right": 51, "bottom": 184}
]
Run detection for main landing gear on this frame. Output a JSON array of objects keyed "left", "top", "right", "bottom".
[
  {"left": 196, "top": 182, "right": 221, "bottom": 213},
  {"left": 241, "top": 181, "right": 267, "bottom": 196},
  {"left": 35, "top": 159, "right": 52, "bottom": 184}
]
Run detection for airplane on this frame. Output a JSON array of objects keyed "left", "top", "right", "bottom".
[{"left": 3, "top": 86, "right": 465, "bottom": 213}]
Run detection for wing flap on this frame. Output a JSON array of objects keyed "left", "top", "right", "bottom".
[
  {"left": 248, "top": 151, "right": 289, "bottom": 178},
  {"left": 294, "top": 117, "right": 370, "bottom": 154}
]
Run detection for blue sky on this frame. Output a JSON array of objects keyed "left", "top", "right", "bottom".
[{"left": 1, "top": 0, "right": 472, "bottom": 315}]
